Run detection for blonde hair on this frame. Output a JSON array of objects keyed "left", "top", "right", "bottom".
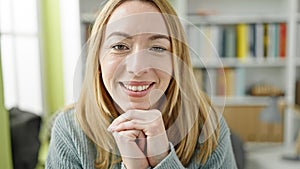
[{"left": 76, "top": 0, "right": 220, "bottom": 168}]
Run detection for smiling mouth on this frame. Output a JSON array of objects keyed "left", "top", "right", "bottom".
[
  {"left": 120, "top": 82, "right": 155, "bottom": 93},
  {"left": 123, "top": 84, "right": 150, "bottom": 91}
]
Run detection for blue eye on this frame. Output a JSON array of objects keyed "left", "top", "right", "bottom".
[
  {"left": 150, "top": 46, "right": 166, "bottom": 52},
  {"left": 112, "top": 44, "right": 129, "bottom": 51}
]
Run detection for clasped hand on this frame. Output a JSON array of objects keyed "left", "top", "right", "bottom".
[{"left": 108, "top": 109, "right": 169, "bottom": 169}]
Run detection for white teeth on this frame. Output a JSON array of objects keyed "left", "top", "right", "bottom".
[
  {"left": 123, "top": 84, "right": 150, "bottom": 92},
  {"left": 138, "top": 86, "right": 143, "bottom": 91}
]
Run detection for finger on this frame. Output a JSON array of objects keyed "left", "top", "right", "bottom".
[
  {"left": 113, "top": 130, "right": 146, "bottom": 159},
  {"left": 112, "top": 130, "right": 147, "bottom": 154},
  {"left": 108, "top": 110, "right": 147, "bottom": 131},
  {"left": 112, "top": 119, "right": 145, "bottom": 132},
  {"left": 125, "top": 109, "right": 162, "bottom": 121},
  {"left": 109, "top": 109, "right": 164, "bottom": 135},
  {"left": 108, "top": 113, "right": 130, "bottom": 131},
  {"left": 111, "top": 109, "right": 161, "bottom": 127},
  {"left": 113, "top": 129, "right": 141, "bottom": 141}
]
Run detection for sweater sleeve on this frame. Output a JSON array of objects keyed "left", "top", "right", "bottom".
[
  {"left": 152, "top": 142, "right": 185, "bottom": 169},
  {"left": 120, "top": 142, "right": 183, "bottom": 169},
  {"left": 151, "top": 117, "right": 237, "bottom": 169},
  {"left": 45, "top": 112, "right": 83, "bottom": 169}
]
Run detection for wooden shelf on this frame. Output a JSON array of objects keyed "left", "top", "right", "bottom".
[{"left": 188, "top": 14, "right": 287, "bottom": 25}]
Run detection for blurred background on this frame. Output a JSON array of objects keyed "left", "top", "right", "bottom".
[{"left": 0, "top": 0, "right": 300, "bottom": 169}]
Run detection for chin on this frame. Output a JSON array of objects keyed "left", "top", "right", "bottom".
[{"left": 123, "top": 102, "right": 151, "bottom": 111}]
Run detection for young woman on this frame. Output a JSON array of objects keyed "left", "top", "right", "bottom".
[{"left": 46, "top": 0, "right": 237, "bottom": 168}]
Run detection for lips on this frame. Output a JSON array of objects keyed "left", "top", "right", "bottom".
[
  {"left": 120, "top": 81, "right": 155, "bottom": 97},
  {"left": 123, "top": 84, "right": 150, "bottom": 91}
]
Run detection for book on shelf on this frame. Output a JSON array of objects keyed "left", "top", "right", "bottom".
[
  {"left": 263, "top": 24, "right": 269, "bottom": 58},
  {"left": 265, "top": 23, "right": 282, "bottom": 59},
  {"left": 223, "top": 25, "right": 236, "bottom": 58},
  {"left": 193, "top": 68, "right": 217, "bottom": 96},
  {"left": 267, "top": 23, "right": 275, "bottom": 58},
  {"left": 187, "top": 22, "right": 287, "bottom": 62},
  {"left": 255, "top": 23, "right": 264, "bottom": 61},
  {"left": 236, "top": 23, "right": 249, "bottom": 60},
  {"left": 216, "top": 68, "right": 226, "bottom": 96},
  {"left": 235, "top": 68, "right": 246, "bottom": 96},
  {"left": 216, "top": 68, "right": 236, "bottom": 96},
  {"left": 205, "top": 69, "right": 217, "bottom": 96},
  {"left": 279, "top": 23, "right": 286, "bottom": 58},
  {"left": 273, "top": 23, "right": 279, "bottom": 58},
  {"left": 248, "top": 24, "right": 256, "bottom": 58},
  {"left": 193, "top": 68, "right": 245, "bottom": 97}
]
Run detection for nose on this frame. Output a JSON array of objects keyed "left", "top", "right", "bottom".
[{"left": 126, "top": 49, "right": 149, "bottom": 76}]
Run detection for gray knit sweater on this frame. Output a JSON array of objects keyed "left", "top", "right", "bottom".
[{"left": 46, "top": 109, "right": 237, "bottom": 169}]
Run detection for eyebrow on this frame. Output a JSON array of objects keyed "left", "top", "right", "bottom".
[
  {"left": 149, "top": 34, "right": 170, "bottom": 41},
  {"left": 107, "top": 32, "right": 170, "bottom": 41},
  {"left": 107, "top": 32, "right": 133, "bottom": 40}
]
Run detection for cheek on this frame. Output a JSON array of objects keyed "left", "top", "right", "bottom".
[
  {"left": 159, "top": 72, "right": 172, "bottom": 88},
  {"left": 101, "top": 63, "right": 111, "bottom": 84},
  {"left": 158, "top": 58, "right": 173, "bottom": 89},
  {"left": 100, "top": 55, "right": 125, "bottom": 88},
  {"left": 100, "top": 56, "right": 117, "bottom": 90}
]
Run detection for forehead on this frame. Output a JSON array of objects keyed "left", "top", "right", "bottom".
[{"left": 106, "top": 1, "right": 169, "bottom": 37}]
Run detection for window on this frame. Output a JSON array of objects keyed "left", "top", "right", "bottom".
[{"left": 0, "top": 0, "right": 43, "bottom": 115}]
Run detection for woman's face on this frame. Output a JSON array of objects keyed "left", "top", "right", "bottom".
[{"left": 100, "top": 1, "right": 173, "bottom": 112}]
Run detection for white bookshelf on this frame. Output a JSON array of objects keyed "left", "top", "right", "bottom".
[
  {"left": 169, "top": 0, "right": 299, "bottom": 145},
  {"left": 285, "top": 0, "right": 298, "bottom": 146}
]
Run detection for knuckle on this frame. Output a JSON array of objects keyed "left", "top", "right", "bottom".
[
  {"left": 118, "top": 131, "right": 135, "bottom": 141},
  {"left": 125, "top": 110, "right": 133, "bottom": 119},
  {"left": 153, "top": 109, "right": 162, "bottom": 118},
  {"left": 147, "top": 123, "right": 163, "bottom": 135},
  {"left": 131, "top": 119, "right": 137, "bottom": 125}
]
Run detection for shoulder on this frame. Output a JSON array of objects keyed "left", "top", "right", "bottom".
[
  {"left": 51, "top": 108, "right": 77, "bottom": 132},
  {"left": 197, "top": 114, "right": 230, "bottom": 145},
  {"left": 50, "top": 108, "right": 80, "bottom": 141},
  {"left": 51, "top": 108, "right": 96, "bottom": 152},
  {"left": 188, "top": 115, "right": 237, "bottom": 168},
  {"left": 214, "top": 115, "right": 233, "bottom": 156},
  {"left": 201, "top": 115, "right": 237, "bottom": 168},
  {"left": 47, "top": 108, "right": 97, "bottom": 168},
  {"left": 218, "top": 115, "right": 231, "bottom": 141}
]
